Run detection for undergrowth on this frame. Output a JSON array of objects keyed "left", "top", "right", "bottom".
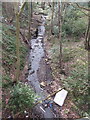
[
  {"left": 8, "top": 82, "right": 35, "bottom": 114},
  {"left": 2, "top": 22, "right": 29, "bottom": 117},
  {"left": 47, "top": 37, "right": 89, "bottom": 117},
  {"left": 2, "top": 23, "right": 28, "bottom": 86}
]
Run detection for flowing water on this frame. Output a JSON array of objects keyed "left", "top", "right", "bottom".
[{"left": 27, "top": 17, "right": 54, "bottom": 118}]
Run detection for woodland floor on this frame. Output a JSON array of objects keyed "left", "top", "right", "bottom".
[
  {"left": 2, "top": 12, "right": 88, "bottom": 119},
  {"left": 45, "top": 35, "right": 88, "bottom": 118}
]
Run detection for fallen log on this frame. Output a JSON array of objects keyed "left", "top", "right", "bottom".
[{"left": 9, "top": 27, "right": 31, "bottom": 48}]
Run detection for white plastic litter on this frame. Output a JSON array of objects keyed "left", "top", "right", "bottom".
[
  {"left": 54, "top": 89, "right": 68, "bottom": 106},
  {"left": 40, "top": 106, "right": 46, "bottom": 113}
]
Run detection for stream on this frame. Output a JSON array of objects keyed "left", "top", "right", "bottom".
[{"left": 27, "top": 16, "right": 55, "bottom": 118}]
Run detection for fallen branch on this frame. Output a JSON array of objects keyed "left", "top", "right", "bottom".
[
  {"left": 33, "top": 88, "right": 63, "bottom": 107},
  {"left": 9, "top": 27, "right": 30, "bottom": 48},
  {"left": 20, "top": 31, "right": 31, "bottom": 47}
]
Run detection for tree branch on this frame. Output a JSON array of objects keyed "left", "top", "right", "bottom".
[
  {"left": 76, "top": 3, "right": 90, "bottom": 11},
  {"left": 69, "top": 3, "right": 90, "bottom": 17},
  {"left": 18, "top": 2, "right": 27, "bottom": 16}
]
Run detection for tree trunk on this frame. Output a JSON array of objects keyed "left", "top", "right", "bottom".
[
  {"left": 87, "top": 2, "right": 90, "bottom": 101},
  {"left": 85, "top": 1, "right": 90, "bottom": 50},
  {"left": 15, "top": 12, "right": 20, "bottom": 82},
  {"left": 28, "top": 2, "right": 33, "bottom": 49},
  {"left": 88, "top": 50, "right": 90, "bottom": 82},
  {"left": 28, "top": 2, "right": 31, "bottom": 41},
  {"left": 14, "top": 2, "right": 26, "bottom": 82},
  {"left": 58, "top": 2, "right": 62, "bottom": 72},
  {"left": 51, "top": 2, "right": 54, "bottom": 35},
  {"left": 31, "top": 1, "right": 33, "bottom": 19}
]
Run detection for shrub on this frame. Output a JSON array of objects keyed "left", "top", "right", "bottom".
[
  {"left": 63, "top": 63, "right": 89, "bottom": 115},
  {"left": 62, "top": 7, "right": 87, "bottom": 38},
  {"left": 72, "top": 18, "right": 87, "bottom": 37},
  {"left": 8, "top": 83, "right": 35, "bottom": 114},
  {"left": 63, "top": 48, "right": 75, "bottom": 62},
  {"left": 2, "top": 23, "right": 28, "bottom": 75}
]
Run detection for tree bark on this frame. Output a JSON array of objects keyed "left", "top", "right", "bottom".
[
  {"left": 51, "top": 2, "right": 54, "bottom": 35},
  {"left": 14, "top": 2, "right": 27, "bottom": 82},
  {"left": 87, "top": 2, "right": 90, "bottom": 99},
  {"left": 28, "top": 2, "right": 32, "bottom": 42},
  {"left": 15, "top": 13, "right": 20, "bottom": 82},
  {"left": 58, "top": 2, "right": 62, "bottom": 72},
  {"left": 31, "top": 1, "right": 33, "bottom": 19},
  {"left": 85, "top": 2, "right": 90, "bottom": 50}
]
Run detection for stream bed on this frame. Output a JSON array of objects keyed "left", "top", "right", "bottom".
[{"left": 27, "top": 20, "right": 55, "bottom": 118}]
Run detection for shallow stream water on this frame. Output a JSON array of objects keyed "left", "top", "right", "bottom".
[{"left": 27, "top": 17, "right": 54, "bottom": 118}]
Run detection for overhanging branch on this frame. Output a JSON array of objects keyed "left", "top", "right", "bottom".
[
  {"left": 69, "top": 3, "right": 90, "bottom": 17},
  {"left": 76, "top": 3, "right": 90, "bottom": 11}
]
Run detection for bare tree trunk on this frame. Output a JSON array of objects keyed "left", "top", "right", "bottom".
[
  {"left": 87, "top": 2, "right": 90, "bottom": 98},
  {"left": 51, "top": 2, "right": 54, "bottom": 35},
  {"left": 85, "top": 1, "right": 90, "bottom": 50},
  {"left": 28, "top": 2, "right": 33, "bottom": 49},
  {"left": 62, "top": 3, "right": 68, "bottom": 24},
  {"left": 88, "top": 50, "right": 90, "bottom": 81},
  {"left": 14, "top": 2, "right": 26, "bottom": 82},
  {"left": 28, "top": 2, "right": 31, "bottom": 41},
  {"left": 31, "top": 1, "right": 33, "bottom": 19},
  {"left": 15, "top": 11, "right": 20, "bottom": 82},
  {"left": 84, "top": 2, "right": 90, "bottom": 107},
  {"left": 58, "top": 2, "right": 62, "bottom": 72}
]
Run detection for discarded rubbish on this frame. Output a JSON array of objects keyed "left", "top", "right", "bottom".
[
  {"left": 49, "top": 101, "right": 53, "bottom": 108},
  {"left": 7, "top": 116, "right": 13, "bottom": 119},
  {"left": 26, "top": 115, "right": 29, "bottom": 118},
  {"left": 24, "top": 111, "right": 27, "bottom": 113},
  {"left": 24, "top": 110, "right": 29, "bottom": 118},
  {"left": 40, "top": 106, "right": 46, "bottom": 113},
  {"left": 44, "top": 103, "right": 48, "bottom": 108},
  {"left": 42, "top": 100, "right": 49, "bottom": 108},
  {"left": 42, "top": 100, "right": 53, "bottom": 109},
  {"left": 40, "top": 82, "right": 46, "bottom": 87},
  {"left": 34, "top": 88, "right": 63, "bottom": 107},
  {"left": 54, "top": 89, "right": 68, "bottom": 106}
]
